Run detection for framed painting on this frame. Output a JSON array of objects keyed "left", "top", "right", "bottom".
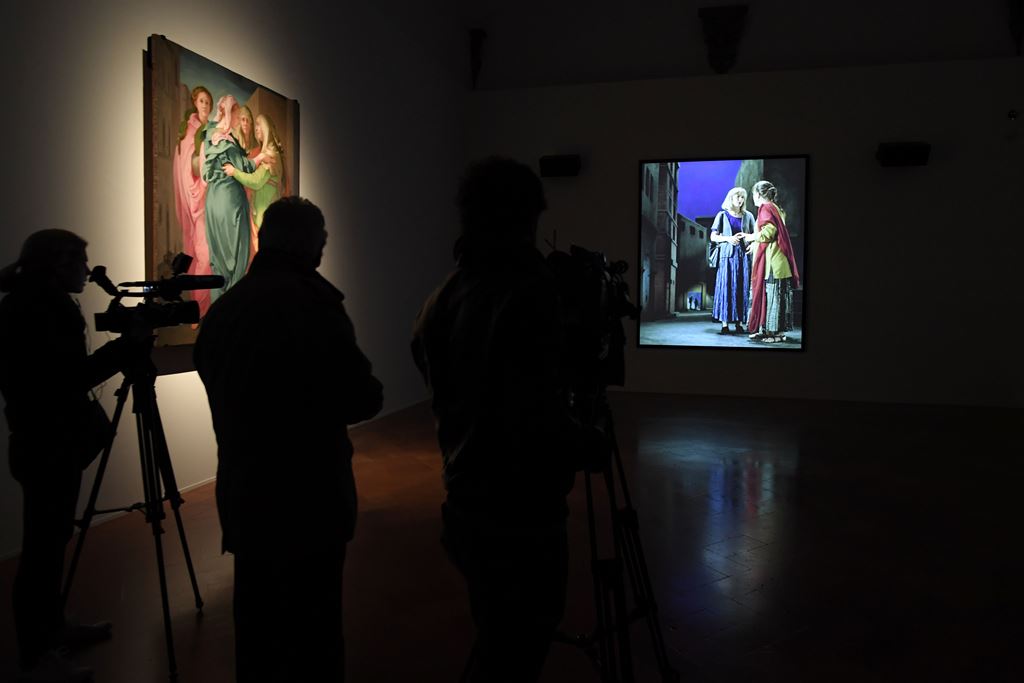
[{"left": 144, "top": 35, "right": 299, "bottom": 346}]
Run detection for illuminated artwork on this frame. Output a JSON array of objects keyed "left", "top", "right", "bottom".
[
  {"left": 145, "top": 35, "right": 299, "bottom": 344},
  {"left": 638, "top": 156, "right": 807, "bottom": 350}
]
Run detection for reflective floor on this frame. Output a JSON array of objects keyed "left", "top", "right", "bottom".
[{"left": 0, "top": 393, "right": 1018, "bottom": 682}]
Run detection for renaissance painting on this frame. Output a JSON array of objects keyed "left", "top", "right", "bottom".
[
  {"left": 638, "top": 156, "right": 807, "bottom": 350},
  {"left": 145, "top": 35, "right": 299, "bottom": 345}
]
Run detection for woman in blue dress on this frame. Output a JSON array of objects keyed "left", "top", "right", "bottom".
[
  {"left": 709, "top": 187, "right": 755, "bottom": 334},
  {"left": 202, "top": 95, "right": 263, "bottom": 301}
]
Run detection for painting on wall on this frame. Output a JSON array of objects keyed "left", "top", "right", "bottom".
[{"left": 145, "top": 35, "right": 299, "bottom": 345}]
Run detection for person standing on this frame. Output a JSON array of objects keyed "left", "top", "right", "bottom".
[
  {"left": 194, "top": 197, "right": 383, "bottom": 682},
  {"left": 744, "top": 180, "right": 801, "bottom": 343},
  {"left": 412, "top": 158, "right": 604, "bottom": 683},
  {"left": 0, "top": 230, "right": 130, "bottom": 683},
  {"left": 201, "top": 95, "right": 264, "bottom": 302},
  {"left": 709, "top": 186, "right": 755, "bottom": 334},
  {"left": 223, "top": 113, "right": 285, "bottom": 257},
  {"left": 172, "top": 85, "right": 215, "bottom": 317}
]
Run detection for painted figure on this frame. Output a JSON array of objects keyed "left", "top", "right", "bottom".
[
  {"left": 202, "top": 95, "right": 259, "bottom": 301},
  {"left": 233, "top": 105, "right": 259, "bottom": 157},
  {"left": 743, "top": 180, "right": 801, "bottom": 343},
  {"left": 224, "top": 113, "right": 284, "bottom": 256},
  {"left": 709, "top": 186, "right": 755, "bottom": 334},
  {"left": 172, "top": 85, "right": 214, "bottom": 316}
]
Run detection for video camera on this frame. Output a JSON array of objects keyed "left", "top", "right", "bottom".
[
  {"left": 547, "top": 245, "right": 640, "bottom": 393},
  {"left": 89, "top": 253, "right": 223, "bottom": 334}
]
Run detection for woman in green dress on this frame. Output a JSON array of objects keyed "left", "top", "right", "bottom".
[
  {"left": 202, "top": 95, "right": 265, "bottom": 301},
  {"left": 224, "top": 113, "right": 285, "bottom": 255}
]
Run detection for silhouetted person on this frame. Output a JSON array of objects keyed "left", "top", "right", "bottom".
[
  {"left": 0, "top": 230, "right": 130, "bottom": 683},
  {"left": 194, "top": 196, "right": 383, "bottom": 683},
  {"left": 412, "top": 158, "right": 603, "bottom": 682}
]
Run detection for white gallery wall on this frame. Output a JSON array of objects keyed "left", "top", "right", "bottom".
[
  {"left": 0, "top": 1, "right": 465, "bottom": 558},
  {"left": 464, "top": 57, "right": 1024, "bottom": 408}
]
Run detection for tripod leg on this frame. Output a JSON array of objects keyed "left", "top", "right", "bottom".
[
  {"left": 147, "top": 394, "right": 204, "bottom": 613},
  {"left": 136, "top": 388, "right": 179, "bottom": 680},
  {"left": 584, "top": 471, "right": 623, "bottom": 683},
  {"left": 150, "top": 509, "right": 178, "bottom": 680},
  {"left": 62, "top": 377, "right": 132, "bottom": 610},
  {"left": 601, "top": 465, "right": 634, "bottom": 683},
  {"left": 605, "top": 417, "right": 679, "bottom": 683}
]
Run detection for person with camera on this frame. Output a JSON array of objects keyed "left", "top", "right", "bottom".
[
  {"left": 194, "top": 196, "right": 383, "bottom": 683},
  {"left": 412, "top": 158, "right": 607, "bottom": 683},
  {"left": 0, "top": 229, "right": 138, "bottom": 683}
]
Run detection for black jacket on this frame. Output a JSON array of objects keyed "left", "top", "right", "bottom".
[
  {"left": 412, "top": 243, "right": 585, "bottom": 520},
  {"left": 0, "top": 276, "right": 123, "bottom": 478},
  {"left": 194, "top": 251, "right": 382, "bottom": 553}
]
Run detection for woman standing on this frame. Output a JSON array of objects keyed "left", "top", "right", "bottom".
[
  {"left": 709, "top": 187, "right": 755, "bottom": 334},
  {"left": 743, "top": 180, "right": 801, "bottom": 344},
  {"left": 172, "top": 85, "right": 214, "bottom": 316},
  {"left": 224, "top": 113, "right": 285, "bottom": 256},
  {"left": 202, "top": 95, "right": 258, "bottom": 301},
  {"left": 0, "top": 231, "right": 129, "bottom": 681}
]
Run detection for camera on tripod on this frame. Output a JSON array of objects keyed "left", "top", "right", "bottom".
[
  {"left": 64, "top": 253, "right": 217, "bottom": 679},
  {"left": 547, "top": 244, "right": 640, "bottom": 393},
  {"left": 89, "top": 253, "right": 223, "bottom": 334}
]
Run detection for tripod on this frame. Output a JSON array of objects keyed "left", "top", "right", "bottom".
[
  {"left": 62, "top": 351, "right": 204, "bottom": 681},
  {"left": 559, "top": 395, "right": 679, "bottom": 683}
]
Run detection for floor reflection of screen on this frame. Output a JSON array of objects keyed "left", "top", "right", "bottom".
[{"left": 638, "top": 156, "right": 807, "bottom": 350}]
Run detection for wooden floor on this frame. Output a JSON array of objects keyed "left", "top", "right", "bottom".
[{"left": 0, "top": 393, "right": 1019, "bottom": 682}]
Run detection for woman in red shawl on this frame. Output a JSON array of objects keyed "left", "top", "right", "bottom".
[{"left": 743, "top": 180, "right": 800, "bottom": 344}]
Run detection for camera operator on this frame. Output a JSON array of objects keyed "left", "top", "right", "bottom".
[
  {"left": 194, "top": 197, "right": 383, "bottom": 683},
  {"left": 412, "top": 158, "right": 607, "bottom": 683},
  {"left": 0, "top": 229, "right": 138, "bottom": 683}
]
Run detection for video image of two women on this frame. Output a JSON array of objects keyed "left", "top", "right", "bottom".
[{"left": 638, "top": 157, "right": 806, "bottom": 349}]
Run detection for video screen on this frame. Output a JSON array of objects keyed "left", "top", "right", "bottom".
[{"left": 637, "top": 156, "right": 807, "bottom": 350}]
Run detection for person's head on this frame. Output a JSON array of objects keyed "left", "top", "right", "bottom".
[
  {"left": 254, "top": 113, "right": 283, "bottom": 154},
  {"left": 192, "top": 86, "right": 213, "bottom": 123},
  {"left": 0, "top": 229, "right": 89, "bottom": 293},
  {"left": 178, "top": 86, "right": 213, "bottom": 142},
  {"left": 456, "top": 157, "right": 547, "bottom": 256},
  {"left": 751, "top": 180, "right": 778, "bottom": 207},
  {"left": 214, "top": 95, "right": 239, "bottom": 134},
  {"left": 259, "top": 197, "right": 327, "bottom": 269},
  {"left": 235, "top": 105, "right": 254, "bottom": 145},
  {"left": 721, "top": 187, "right": 747, "bottom": 213}
]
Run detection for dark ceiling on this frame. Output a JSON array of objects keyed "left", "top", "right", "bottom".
[{"left": 456, "top": 0, "right": 1018, "bottom": 89}]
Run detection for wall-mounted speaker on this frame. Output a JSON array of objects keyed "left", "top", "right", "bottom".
[
  {"left": 539, "top": 154, "right": 582, "bottom": 177},
  {"left": 875, "top": 142, "right": 931, "bottom": 167}
]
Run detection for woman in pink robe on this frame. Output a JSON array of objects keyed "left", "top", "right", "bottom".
[{"left": 172, "top": 85, "right": 214, "bottom": 317}]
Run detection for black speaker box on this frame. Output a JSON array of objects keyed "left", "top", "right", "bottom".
[
  {"left": 875, "top": 142, "right": 931, "bottom": 167},
  {"left": 539, "top": 154, "right": 582, "bottom": 177}
]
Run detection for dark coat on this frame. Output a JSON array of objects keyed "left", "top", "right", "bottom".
[
  {"left": 0, "top": 276, "right": 123, "bottom": 480},
  {"left": 412, "top": 243, "right": 585, "bottom": 522},
  {"left": 194, "top": 251, "right": 383, "bottom": 553}
]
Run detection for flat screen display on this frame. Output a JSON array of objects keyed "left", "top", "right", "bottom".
[{"left": 637, "top": 156, "right": 807, "bottom": 350}]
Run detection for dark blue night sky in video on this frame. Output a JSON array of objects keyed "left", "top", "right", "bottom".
[{"left": 676, "top": 159, "right": 743, "bottom": 221}]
